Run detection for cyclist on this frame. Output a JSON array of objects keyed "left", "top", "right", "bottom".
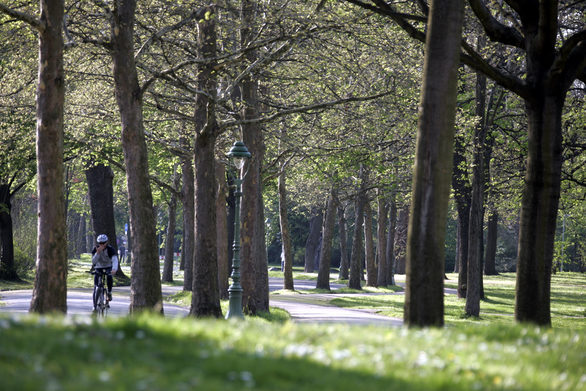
[{"left": 91, "top": 234, "right": 119, "bottom": 306}]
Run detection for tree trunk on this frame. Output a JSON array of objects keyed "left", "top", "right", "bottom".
[
  {"left": 29, "top": 0, "right": 67, "bottom": 314},
  {"left": 337, "top": 205, "right": 349, "bottom": 280},
  {"left": 239, "top": 0, "right": 269, "bottom": 315},
  {"left": 484, "top": 211, "right": 498, "bottom": 275},
  {"left": 465, "top": 66, "right": 488, "bottom": 317},
  {"left": 386, "top": 194, "right": 397, "bottom": 285},
  {"left": 111, "top": 0, "right": 162, "bottom": 313},
  {"left": 394, "top": 206, "right": 408, "bottom": 275},
  {"left": 181, "top": 147, "right": 195, "bottom": 292},
  {"left": 190, "top": 7, "right": 222, "bottom": 318},
  {"left": 364, "top": 201, "right": 377, "bottom": 287},
  {"left": 162, "top": 171, "right": 180, "bottom": 283},
  {"left": 452, "top": 135, "right": 471, "bottom": 297},
  {"left": 404, "top": 0, "right": 464, "bottom": 327},
  {"left": 216, "top": 160, "right": 230, "bottom": 300},
  {"left": 316, "top": 188, "right": 337, "bottom": 290},
  {"left": 515, "top": 96, "right": 563, "bottom": 326},
  {"left": 278, "top": 151, "right": 294, "bottom": 290},
  {"left": 376, "top": 190, "right": 389, "bottom": 287},
  {"left": 0, "top": 184, "right": 18, "bottom": 280},
  {"left": 349, "top": 165, "right": 367, "bottom": 290},
  {"left": 86, "top": 165, "right": 118, "bottom": 250},
  {"left": 304, "top": 209, "right": 322, "bottom": 273}
]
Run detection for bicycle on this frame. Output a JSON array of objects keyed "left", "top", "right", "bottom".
[{"left": 89, "top": 268, "right": 110, "bottom": 317}]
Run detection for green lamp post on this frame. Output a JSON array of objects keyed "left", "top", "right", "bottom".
[{"left": 226, "top": 141, "right": 251, "bottom": 319}]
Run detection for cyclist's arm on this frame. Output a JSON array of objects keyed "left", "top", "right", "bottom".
[{"left": 111, "top": 255, "right": 119, "bottom": 273}]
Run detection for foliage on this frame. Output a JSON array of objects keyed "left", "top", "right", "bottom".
[{"left": 0, "top": 314, "right": 584, "bottom": 391}]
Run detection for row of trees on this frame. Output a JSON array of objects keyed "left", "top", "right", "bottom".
[{"left": 0, "top": 0, "right": 584, "bottom": 326}]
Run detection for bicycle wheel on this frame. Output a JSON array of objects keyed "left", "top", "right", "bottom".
[{"left": 96, "top": 286, "right": 105, "bottom": 317}]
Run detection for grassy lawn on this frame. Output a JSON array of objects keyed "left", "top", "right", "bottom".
[
  {"left": 327, "top": 272, "right": 586, "bottom": 329},
  {"left": 0, "top": 314, "right": 583, "bottom": 391}
]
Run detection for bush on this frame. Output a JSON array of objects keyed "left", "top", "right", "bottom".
[{"left": 14, "top": 245, "right": 35, "bottom": 275}]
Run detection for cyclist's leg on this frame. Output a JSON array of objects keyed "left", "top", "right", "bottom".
[{"left": 93, "top": 272, "right": 100, "bottom": 309}]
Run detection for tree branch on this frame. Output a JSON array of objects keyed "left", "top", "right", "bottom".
[
  {"left": 468, "top": 0, "right": 525, "bottom": 49},
  {"left": 0, "top": 3, "right": 44, "bottom": 31}
]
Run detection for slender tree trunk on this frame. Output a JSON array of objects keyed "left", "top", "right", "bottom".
[
  {"left": 364, "top": 201, "right": 377, "bottom": 287},
  {"left": 162, "top": 171, "right": 180, "bottom": 283},
  {"left": 304, "top": 209, "right": 322, "bottom": 273},
  {"left": 278, "top": 151, "right": 294, "bottom": 290},
  {"left": 316, "top": 188, "right": 337, "bottom": 290},
  {"left": 181, "top": 152, "right": 195, "bottom": 292},
  {"left": 394, "top": 206, "right": 408, "bottom": 275},
  {"left": 466, "top": 64, "right": 488, "bottom": 317},
  {"left": 386, "top": 194, "right": 397, "bottom": 285},
  {"left": 404, "top": 0, "right": 464, "bottom": 327},
  {"left": 190, "top": 7, "right": 222, "bottom": 318},
  {"left": 216, "top": 160, "right": 230, "bottom": 300},
  {"left": 349, "top": 165, "right": 367, "bottom": 290},
  {"left": 338, "top": 205, "right": 349, "bottom": 280},
  {"left": 0, "top": 184, "right": 18, "bottom": 280},
  {"left": 111, "top": 0, "right": 162, "bottom": 313},
  {"left": 29, "top": 0, "right": 67, "bottom": 313},
  {"left": 452, "top": 135, "right": 471, "bottom": 297},
  {"left": 484, "top": 211, "right": 498, "bottom": 275},
  {"left": 376, "top": 190, "right": 389, "bottom": 287}
]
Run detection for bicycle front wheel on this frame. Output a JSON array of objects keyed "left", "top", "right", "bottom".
[{"left": 96, "top": 286, "right": 105, "bottom": 317}]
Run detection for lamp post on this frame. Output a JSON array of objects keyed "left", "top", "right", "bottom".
[{"left": 226, "top": 141, "right": 251, "bottom": 319}]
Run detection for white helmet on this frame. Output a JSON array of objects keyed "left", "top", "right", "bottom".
[{"left": 97, "top": 234, "right": 108, "bottom": 244}]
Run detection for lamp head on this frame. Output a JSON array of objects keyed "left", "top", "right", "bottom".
[{"left": 228, "top": 141, "right": 251, "bottom": 169}]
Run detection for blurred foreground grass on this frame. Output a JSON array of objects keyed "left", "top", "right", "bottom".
[{"left": 0, "top": 314, "right": 584, "bottom": 391}]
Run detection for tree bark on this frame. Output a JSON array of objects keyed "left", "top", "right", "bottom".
[
  {"left": 181, "top": 152, "right": 195, "bottom": 291},
  {"left": 0, "top": 184, "right": 18, "bottom": 280},
  {"left": 190, "top": 7, "right": 222, "bottom": 318},
  {"left": 452, "top": 135, "right": 471, "bottom": 297},
  {"left": 376, "top": 190, "right": 389, "bottom": 287},
  {"left": 29, "top": 0, "right": 67, "bottom": 314},
  {"left": 465, "top": 65, "right": 488, "bottom": 317},
  {"left": 364, "top": 201, "right": 377, "bottom": 287},
  {"left": 484, "top": 211, "right": 498, "bottom": 275},
  {"left": 111, "top": 0, "right": 162, "bottom": 313},
  {"left": 337, "top": 205, "right": 349, "bottom": 280},
  {"left": 404, "top": 0, "right": 464, "bottom": 327},
  {"left": 386, "top": 194, "right": 397, "bottom": 285},
  {"left": 394, "top": 205, "right": 408, "bottom": 275},
  {"left": 304, "top": 209, "right": 322, "bottom": 273},
  {"left": 85, "top": 165, "right": 118, "bottom": 252},
  {"left": 278, "top": 151, "right": 294, "bottom": 290},
  {"left": 216, "top": 160, "right": 230, "bottom": 300},
  {"left": 316, "top": 188, "right": 337, "bottom": 290},
  {"left": 349, "top": 165, "right": 367, "bottom": 290},
  {"left": 162, "top": 170, "right": 180, "bottom": 283}
]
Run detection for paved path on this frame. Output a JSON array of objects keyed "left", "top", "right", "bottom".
[{"left": 0, "top": 277, "right": 425, "bottom": 326}]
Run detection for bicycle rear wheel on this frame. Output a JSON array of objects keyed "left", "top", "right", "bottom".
[{"left": 96, "top": 286, "right": 105, "bottom": 317}]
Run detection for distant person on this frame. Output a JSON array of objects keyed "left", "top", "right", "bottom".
[
  {"left": 119, "top": 243, "right": 126, "bottom": 265},
  {"left": 91, "top": 234, "right": 119, "bottom": 303}
]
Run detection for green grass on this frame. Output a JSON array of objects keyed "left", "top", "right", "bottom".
[
  {"left": 328, "top": 272, "right": 586, "bottom": 329},
  {"left": 0, "top": 314, "right": 583, "bottom": 391}
]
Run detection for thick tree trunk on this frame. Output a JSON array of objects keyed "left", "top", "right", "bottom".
[
  {"left": 376, "top": 190, "right": 389, "bottom": 287},
  {"left": 29, "top": 0, "right": 67, "bottom": 314},
  {"left": 304, "top": 209, "right": 323, "bottom": 273},
  {"left": 386, "top": 194, "right": 397, "bottom": 285},
  {"left": 316, "top": 189, "right": 337, "bottom": 290},
  {"left": 162, "top": 172, "right": 180, "bottom": 283},
  {"left": 86, "top": 165, "right": 118, "bottom": 250},
  {"left": 484, "top": 211, "right": 498, "bottom": 275},
  {"left": 239, "top": 0, "right": 269, "bottom": 315},
  {"left": 404, "top": 0, "right": 463, "bottom": 327},
  {"left": 515, "top": 96, "right": 563, "bottom": 326},
  {"left": 452, "top": 135, "right": 471, "bottom": 297},
  {"left": 278, "top": 155, "right": 294, "bottom": 290},
  {"left": 337, "top": 205, "right": 349, "bottom": 280},
  {"left": 364, "top": 201, "right": 377, "bottom": 287},
  {"left": 181, "top": 149, "right": 195, "bottom": 292},
  {"left": 216, "top": 161, "right": 230, "bottom": 300},
  {"left": 0, "top": 184, "right": 18, "bottom": 280},
  {"left": 111, "top": 0, "right": 162, "bottom": 313},
  {"left": 190, "top": 8, "right": 222, "bottom": 318}
]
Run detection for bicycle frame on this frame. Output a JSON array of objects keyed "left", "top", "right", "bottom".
[{"left": 90, "top": 269, "right": 110, "bottom": 317}]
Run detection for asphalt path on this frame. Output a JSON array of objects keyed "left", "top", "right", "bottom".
[{"left": 0, "top": 277, "right": 457, "bottom": 326}]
